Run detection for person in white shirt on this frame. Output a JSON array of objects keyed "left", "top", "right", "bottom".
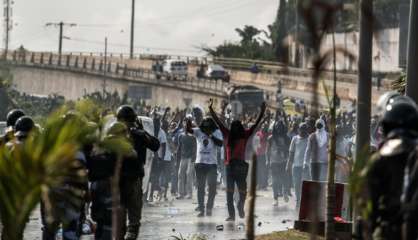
[
  {"left": 304, "top": 119, "right": 329, "bottom": 181},
  {"left": 286, "top": 123, "right": 309, "bottom": 209},
  {"left": 186, "top": 117, "right": 223, "bottom": 217},
  {"left": 157, "top": 127, "right": 172, "bottom": 201},
  {"left": 149, "top": 113, "right": 171, "bottom": 202}
]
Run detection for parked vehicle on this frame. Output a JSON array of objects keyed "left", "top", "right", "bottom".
[
  {"left": 206, "top": 64, "right": 230, "bottom": 82},
  {"left": 153, "top": 60, "right": 188, "bottom": 81}
]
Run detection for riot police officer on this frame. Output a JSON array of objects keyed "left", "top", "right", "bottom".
[
  {"left": 41, "top": 113, "right": 89, "bottom": 240},
  {"left": 366, "top": 95, "right": 418, "bottom": 240},
  {"left": 116, "top": 105, "right": 160, "bottom": 240},
  {"left": 5, "top": 115, "right": 33, "bottom": 149},
  {"left": 89, "top": 121, "right": 138, "bottom": 240},
  {"left": 398, "top": 106, "right": 418, "bottom": 240},
  {"left": 0, "top": 109, "right": 25, "bottom": 146}
]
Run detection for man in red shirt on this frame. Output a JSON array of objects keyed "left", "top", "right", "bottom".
[{"left": 209, "top": 99, "right": 266, "bottom": 221}]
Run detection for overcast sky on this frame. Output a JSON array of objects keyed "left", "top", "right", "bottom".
[{"left": 3, "top": 0, "right": 278, "bottom": 56}]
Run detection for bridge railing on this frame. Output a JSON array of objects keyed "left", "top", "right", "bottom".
[{"left": 6, "top": 50, "right": 228, "bottom": 97}]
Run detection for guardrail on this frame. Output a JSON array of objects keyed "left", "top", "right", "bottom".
[
  {"left": 4, "top": 51, "right": 229, "bottom": 98},
  {"left": 4, "top": 50, "right": 397, "bottom": 89}
]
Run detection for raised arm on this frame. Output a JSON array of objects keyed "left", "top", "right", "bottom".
[
  {"left": 161, "top": 107, "right": 171, "bottom": 123},
  {"left": 249, "top": 102, "right": 267, "bottom": 134},
  {"left": 208, "top": 99, "right": 228, "bottom": 133}
]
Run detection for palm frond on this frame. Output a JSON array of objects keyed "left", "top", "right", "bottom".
[{"left": 0, "top": 106, "right": 97, "bottom": 240}]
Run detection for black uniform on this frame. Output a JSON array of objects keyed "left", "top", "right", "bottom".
[
  {"left": 367, "top": 131, "right": 417, "bottom": 240},
  {"left": 401, "top": 143, "right": 418, "bottom": 240},
  {"left": 126, "top": 127, "right": 159, "bottom": 239},
  {"left": 114, "top": 105, "right": 160, "bottom": 239},
  {"left": 88, "top": 151, "right": 141, "bottom": 240}
]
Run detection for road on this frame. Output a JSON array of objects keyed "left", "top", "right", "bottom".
[{"left": 24, "top": 189, "right": 297, "bottom": 240}]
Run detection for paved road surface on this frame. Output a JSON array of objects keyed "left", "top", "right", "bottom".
[{"left": 24, "top": 189, "right": 297, "bottom": 240}]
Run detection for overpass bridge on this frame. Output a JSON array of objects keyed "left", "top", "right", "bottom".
[
  {"left": 4, "top": 51, "right": 229, "bottom": 108},
  {"left": 3, "top": 50, "right": 396, "bottom": 110}
]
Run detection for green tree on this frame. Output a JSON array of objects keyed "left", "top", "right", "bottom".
[
  {"left": 201, "top": 25, "right": 275, "bottom": 61},
  {"left": 271, "top": 0, "right": 289, "bottom": 62},
  {"left": 235, "top": 25, "right": 261, "bottom": 46}
]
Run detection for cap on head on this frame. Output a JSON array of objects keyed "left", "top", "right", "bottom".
[
  {"left": 14, "top": 116, "right": 34, "bottom": 138},
  {"left": 6, "top": 109, "right": 25, "bottom": 128},
  {"left": 116, "top": 105, "right": 137, "bottom": 123}
]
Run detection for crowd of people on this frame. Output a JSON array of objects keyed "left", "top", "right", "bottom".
[{"left": 1, "top": 91, "right": 418, "bottom": 240}]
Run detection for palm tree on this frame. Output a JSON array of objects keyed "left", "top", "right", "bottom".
[
  {"left": 235, "top": 25, "right": 262, "bottom": 46},
  {"left": 0, "top": 112, "right": 94, "bottom": 240}
]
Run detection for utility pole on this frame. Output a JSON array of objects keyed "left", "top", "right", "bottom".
[
  {"left": 406, "top": 0, "right": 418, "bottom": 103},
  {"left": 45, "top": 22, "right": 77, "bottom": 62},
  {"left": 3, "top": 0, "right": 13, "bottom": 59},
  {"left": 104, "top": 37, "right": 108, "bottom": 75},
  {"left": 130, "top": 0, "right": 136, "bottom": 59},
  {"left": 58, "top": 22, "right": 64, "bottom": 57},
  {"left": 354, "top": 0, "right": 373, "bottom": 232},
  {"left": 103, "top": 37, "right": 108, "bottom": 96}
]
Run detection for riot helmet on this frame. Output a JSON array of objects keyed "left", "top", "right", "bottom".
[
  {"left": 116, "top": 105, "right": 137, "bottom": 123},
  {"left": 6, "top": 109, "right": 25, "bottom": 128},
  {"left": 14, "top": 116, "right": 34, "bottom": 138},
  {"left": 381, "top": 96, "right": 418, "bottom": 136},
  {"left": 376, "top": 91, "right": 401, "bottom": 117}
]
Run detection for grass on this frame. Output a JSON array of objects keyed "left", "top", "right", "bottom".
[{"left": 256, "top": 230, "right": 324, "bottom": 240}]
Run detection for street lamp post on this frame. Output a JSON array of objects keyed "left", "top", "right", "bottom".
[{"left": 130, "top": 0, "right": 136, "bottom": 59}]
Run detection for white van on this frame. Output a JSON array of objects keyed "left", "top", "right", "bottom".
[{"left": 161, "top": 60, "right": 188, "bottom": 80}]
